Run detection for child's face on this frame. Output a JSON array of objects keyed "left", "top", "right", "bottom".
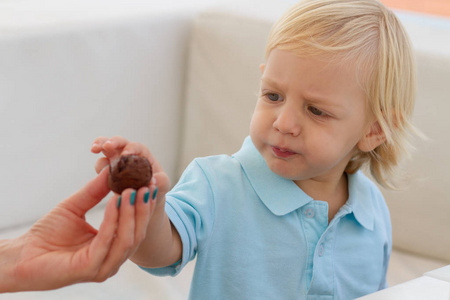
[{"left": 250, "top": 48, "right": 371, "bottom": 185}]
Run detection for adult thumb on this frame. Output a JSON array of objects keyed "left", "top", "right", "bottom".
[{"left": 60, "top": 167, "right": 111, "bottom": 217}]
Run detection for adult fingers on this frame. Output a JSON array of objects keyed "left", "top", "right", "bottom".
[
  {"left": 60, "top": 167, "right": 110, "bottom": 217},
  {"left": 133, "top": 186, "right": 154, "bottom": 248},
  {"left": 85, "top": 193, "right": 120, "bottom": 279},
  {"left": 93, "top": 188, "right": 144, "bottom": 281}
]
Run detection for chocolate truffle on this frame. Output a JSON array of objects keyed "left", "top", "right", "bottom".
[{"left": 108, "top": 155, "right": 152, "bottom": 194}]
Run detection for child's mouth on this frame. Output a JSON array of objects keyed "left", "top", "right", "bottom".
[{"left": 271, "top": 146, "right": 296, "bottom": 158}]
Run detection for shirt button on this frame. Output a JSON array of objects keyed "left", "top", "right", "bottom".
[
  {"left": 318, "top": 244, "right": 325, "bottom": 257},
  {"left": 305, "top": 208, "right": 315, "bottom": 218}
]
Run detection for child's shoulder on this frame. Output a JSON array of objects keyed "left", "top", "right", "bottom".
[
  {"left": 355, "top": 170, "right": 391, "bottom": 214},
  {"left": 188, "top": 154, "right": 243, "bottom": 177},
  {"left": 350, "top": 170, "right": 388, "bottom": 210},
  {"left": 178, "top": 154, "right": 246, "bottom": 194},
  {"left": 348, "top": 171, "right": 391, "bottom": 232},
  {"left": 351, "top": 170, "right": 383, "bottom": 196},
  {"left": 194, "top": 153, "right": 234, "bottom": 163}
]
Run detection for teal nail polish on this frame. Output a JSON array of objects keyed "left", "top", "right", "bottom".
[
  {"left": 130, "top": 191, "right": 136, "bottom": 205},
  {"left": 117, "top": 196, "right": 122, "bottom": 208},
  {"left": 144, "top": 191, "right": 150, "bottom": 203},
  {"left": 152, "top": 187, "right": 158, "bottom": 200}
]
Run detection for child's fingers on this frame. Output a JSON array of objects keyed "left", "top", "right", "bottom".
[
  {"left": 92, "top": 138, "right": 163, "bottom": 177},
  {"left": 91, "top": 136, "right": 129, "bottom": 159},
  {"left": 103, "top": 136, "right": 129, "bottom": 153},
  {"left": 91, "top": 137, "right": 110, "bottom": 153},
  {"left": 151, "top": 172, "right": 170, "bottom": 200},
  {"left": 94, "top": 157, "right": 110, "bottom": 174},
  {"left": 122, "top": 144, "right": 166, "bottom": 176},
  {"left": 121, "top": 142, "right": 151, "bottom": 159}
]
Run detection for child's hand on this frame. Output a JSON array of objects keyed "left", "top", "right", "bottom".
[
  {"left": 91, "top": 137, "right": 181, "bottom": 268},
  {"left": 91, "top": 136, "right": 170, "bottom": 204}
]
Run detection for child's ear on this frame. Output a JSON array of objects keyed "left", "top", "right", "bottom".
[
  {"left": 259, "top": 64, "right": 265, "bottom": 74},
  {"left": 357, "top": 121, "right": 386, "bottom": 152}
]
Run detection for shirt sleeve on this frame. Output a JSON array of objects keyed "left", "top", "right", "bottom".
[
  {"left": 376, "top": 185, "right": 393, "bottom": 290},
  {"left": 139, "top": 159, "right": 215, "bottom": 277},
  {"left": 380, "top": 212, "right": 392, "bottom": 289}
]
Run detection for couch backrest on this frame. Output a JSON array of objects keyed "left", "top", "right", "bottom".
[
  {"left": 0, "top": 6, "right": 199, "bottom": 231},
  {"left": 178, "top": 0, "right": 450, "bottom": 262}
]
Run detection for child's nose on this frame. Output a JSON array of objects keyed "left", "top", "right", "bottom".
[{"left": 273, "top": 104, "right": 302, "bottom": 136}]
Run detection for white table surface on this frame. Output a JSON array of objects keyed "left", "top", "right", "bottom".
[{"left": 359, "top": 265, "right": 450, "bottom": 300}]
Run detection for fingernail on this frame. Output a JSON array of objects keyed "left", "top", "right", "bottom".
[
  {"left": 117, "top": 196, "right": 122, "bottom": 208},
  {"left": 144, "top": 190, "right": 150, "bottom": 203},
  {"left": 152, "top": 187, "right": 158, "bottom": 200},
  {"left": 130, "top": 191, "right": 136, "bottom": 205}
]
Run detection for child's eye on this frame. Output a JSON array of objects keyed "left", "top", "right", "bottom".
[
  {"left": 308, "top": 106, "right": 328, "bottom": 118},
  {"left": 265, "top": 93, "right": 283, "bottom": 102}
]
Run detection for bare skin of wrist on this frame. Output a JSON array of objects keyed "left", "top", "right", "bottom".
[
  {"left": 0, "top": 238, "right": 24, "bottom": 293},
  {"left": 130, "top": 199, "right": 182, "bottom": 269}
]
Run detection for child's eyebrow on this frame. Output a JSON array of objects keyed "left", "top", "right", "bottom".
[
  {"left": 260, "top": 77, "right": 284, "bottom": 90},
  {"left": 305, "top": 93, "right": 342, "bottom": 107},
  {"left": 303, "top": 94, "right": 350, "bottom": 114},
  {"left": 261, "top": 77, "right": 347, "bottom": 111}
]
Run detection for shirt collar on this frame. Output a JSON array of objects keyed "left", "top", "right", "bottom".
[
  {"left": 233, "top": 136, "right": 313, "bottom": 216},
  {"left": 345, "top": 171, "right": 375, "bottom": 231},
  {"left": 233, "top": 137, "right": 375, "bottom": 230}
]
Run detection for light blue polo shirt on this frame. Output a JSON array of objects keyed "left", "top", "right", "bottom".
[{"left": 141, "top": 136, "right": 392, "bottom": 299}]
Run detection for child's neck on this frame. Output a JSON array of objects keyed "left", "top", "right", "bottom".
[{"left": 295, "top": 173, "right": 349, "bottom": 223}]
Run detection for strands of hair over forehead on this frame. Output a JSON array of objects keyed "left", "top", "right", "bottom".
[{"left": 266, "top": 0, "right": 422, "bottom": 189}]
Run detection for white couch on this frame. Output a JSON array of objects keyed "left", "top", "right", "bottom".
[{"left": 1, "top": 1, "right": 449, "bottom": 299}]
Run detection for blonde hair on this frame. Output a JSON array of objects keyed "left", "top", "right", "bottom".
[{"left": 266, "top": 0, "right": 420, "bottom": 189}]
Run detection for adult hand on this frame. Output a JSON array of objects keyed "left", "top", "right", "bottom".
[{"left": 0, "top": 168, "right": 153, "bottom": 293}]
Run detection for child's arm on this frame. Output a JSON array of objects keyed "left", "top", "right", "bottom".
[
  {"left": 91, "top": 136, "right": 182, "bottom": 268},
  {"left": 129, "top": 193, "right": 182, "bottom": 268}
]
